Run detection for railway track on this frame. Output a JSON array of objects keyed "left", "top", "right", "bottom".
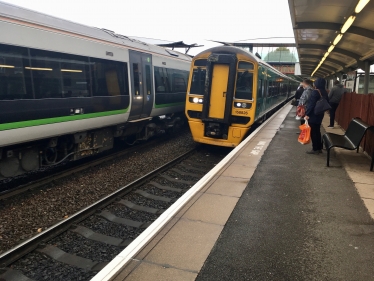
[
  {"left": 0, "top": 146, "right": 227, "bottom": 281},
  {"left": 0, "top": 131, "right": 187, "bottom": 200}
]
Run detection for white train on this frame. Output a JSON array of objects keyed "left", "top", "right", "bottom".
[{"left": 0, "top": 1, "right": 191, "bottom": 178}]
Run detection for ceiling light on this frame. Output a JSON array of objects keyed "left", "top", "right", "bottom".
[
  {"left": 25, "top": 67, "right": 52, "bottom": 71},
  {"left": 341, "top": 16, "right": 356, "bottom": 33},
  {"left": 355, "top": 0, "right": 370, "bottom": 13},
  {"left": 61, "top": 69, "right": 83, "bottom": 73},
  {"left": 333, "top": 34, "right": 343, "bottom": 45},
  {"left": 323, "top": 52, "right": 330, "bottom": 58},
  {"left": 0, "top": 64, "right": 15, "bottom": 68},
  {"left": 328, "top": 45, "right": 335, "bottom": 53}
]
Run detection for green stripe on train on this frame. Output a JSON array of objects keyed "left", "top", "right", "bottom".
[
  {"left": 0, "top": 108, "right": 129, "bottom": 131},
  {"left": 154, "top": 102, "right": 185, "bottom": 108}
]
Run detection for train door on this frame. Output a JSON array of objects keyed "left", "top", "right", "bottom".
[
  {"left": 129, "top": 50, "right": 153, "bottom": 120},
  {"left": 201, "top": 54, "right": 237, "bottom": 138},
  {"left": 208, "top": 64, "right": 229, "bottom": 119}
]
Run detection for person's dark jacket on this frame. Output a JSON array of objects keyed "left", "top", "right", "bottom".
[
  {"left": 328, "top": 84, "right": 345, "bottom": 104},
  {"left": 295, "top": 86, "right": 304, "bottom": 100},
  {"left": 306, "top": 78, "right": 329, "bottom": 125}
]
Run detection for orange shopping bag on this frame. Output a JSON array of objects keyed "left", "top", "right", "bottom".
[{"left": 298, "top": 120, "right": 311, "bottom": 144}]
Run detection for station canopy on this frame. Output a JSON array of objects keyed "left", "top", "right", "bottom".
[{"left": 288, "top": 0, "right": 374, "bottom": 78}]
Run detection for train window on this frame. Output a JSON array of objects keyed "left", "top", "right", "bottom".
[
  {"left": 91, "top": 58, "right": 128, "bottom": 97},
  {"left": 190, "top": 68, "right": 206, "bottom": 95},
  {"left": 172, "top": 70, "right": 187, "bottom": 93},
  {"left": 235, "top": 71, "right": 253, "bottom": 100},
  {"left": 29, "top": 49, "right": 91, "bottom": 99},
  {"left": 194, "top": 59, "right": 207, "bottom": 67},
  {"left": 154, "top": 67, "right": 165, "bottom": 93},
  {"left": 0, "top": 44, "right": 33, "bottom": 100},
  {"left": 164, "top": 68, "right": 172, "bottom": 92},
  {"left": 145, "top": 65, "right": 152, "bottom": 95},
  {"left": 258, "top": 79, "right": 263, "bottom": 99},
  {"left": 132, "top": 63, "right": 140, "bottom": 96},
  {"left": 238, "top": 61, "right": 254, "bottom": 70}
]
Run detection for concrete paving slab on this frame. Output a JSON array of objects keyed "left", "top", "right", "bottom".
[
  {"left": 344, "top": 168, "right": 374, "bottom": 185},
  {"left": 182, "top": 193, "right": 239, "bottom": 225},
  {"left": 356, "top": 183, "right": 374, "bottom": 200},
  {"left": 174, "top": 192, "right": 204, "bottom": 219},
  {"left": 205, "top": 176, "right": 248, "bottom": 197},
  {"left": 362, "top": 198, "right": 374, "bottom": 217},
  {"left": 221, "top": 163, "right": 255, "bottom": 179},
  {"left": 232, "top": 154, "right": 261, "bottom": 167},
  {"left": 112, "top": 259, "right": 140, "bottom": 281},
  {"left": 124, "top": 261, "right": 197, "bottom": 281},
  {"left": 134, "top": 217, "right": 180, "bottom": 261},
  {"left": 144, "top": 218, "right": 223, "bottom": 272}
]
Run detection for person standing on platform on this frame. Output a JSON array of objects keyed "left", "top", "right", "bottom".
[
  {"left": 295, "top": 83, "right": 304, "bottom": 104},
  {"left": 298, "top": 79, "right": 313, "bottom": 124},
  {"left": 327, "top": 80, "right": 345, "bottom": 128},
  {"left": 304, "top": 78, "right": 329, "bottom": 154}
]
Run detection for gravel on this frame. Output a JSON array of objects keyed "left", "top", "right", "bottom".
[
  {"left": 139, "top": 184, "right": 184, "bottom": 198},
  {"left": 80, "top": 217, "right": 143, "bottom": 240},
  {"left": 0, "top": 130, "right": 195, "bottom": 254},
  {"left": 125, "top": 193, "right": 171, "bottom": 209},
  {"left": 49, "top": 232, "right": 123, "bottom": 262},
  {"left": 11, "top": 252, "right": 97, "bottom": 281},
  {"left": 105, "top": 205, "right": 159, "bottom": 222}
]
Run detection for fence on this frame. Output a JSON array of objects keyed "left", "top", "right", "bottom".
[{"left": 335, "top": 92, "right": 374, "bottom": 156}]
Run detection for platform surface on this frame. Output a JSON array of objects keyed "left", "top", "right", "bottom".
[{"left": 104, "top": 106, "right": 374, "bottom": 281}]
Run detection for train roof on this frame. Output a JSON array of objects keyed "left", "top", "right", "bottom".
[
  {"left": 195, "top": 46, "right": 298, "bottom": 81},
  {"left": 0, "top": 1, "right": 191, "bottom": 62}
]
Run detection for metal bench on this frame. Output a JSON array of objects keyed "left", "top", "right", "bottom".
[{"left": 323, "top": 118, "right": 373, "bottom": 168}]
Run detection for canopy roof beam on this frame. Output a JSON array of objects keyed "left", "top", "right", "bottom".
[{"left": 295, "top": 22, "right": 374, "bottom": 41}]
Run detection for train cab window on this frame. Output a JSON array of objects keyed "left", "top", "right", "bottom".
[
  {"left": 235, "top": 71, "right": 253, "bottom": 100},
  {"left": 194, "top": 59, "right": 207, "bottom": 67},
  {"left": 0, "top": 44, "right": 33, "bottom": 100},
  {"left": 190, "top": 68, "right": 206, "bottom": 95},
  {"left": 238, "top": 61, "right": 254, "bottom": 70}
]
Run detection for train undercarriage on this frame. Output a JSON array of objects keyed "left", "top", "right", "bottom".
[{"left": 0, "top": 114, "right": 185, "bottom": 179}]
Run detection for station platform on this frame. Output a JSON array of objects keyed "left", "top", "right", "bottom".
[{"left": 93, "top": 104, "right": 374, "bottom": 281}]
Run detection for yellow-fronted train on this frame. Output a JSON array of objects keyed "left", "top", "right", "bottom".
[{"left": 185, "top": 46, "right": 299, "bottom": 147}]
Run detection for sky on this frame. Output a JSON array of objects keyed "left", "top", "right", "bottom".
[{"left": 2, "top": 0, "right": 296, "bottom": 56}]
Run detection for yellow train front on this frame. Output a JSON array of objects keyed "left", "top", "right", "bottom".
[{"left": 185, "top": 46, "right": 298, "bottom": 147}]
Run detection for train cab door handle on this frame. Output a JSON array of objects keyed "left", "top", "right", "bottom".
[{"left": 223, "top": 92, "right": 226, "bottom": 97}]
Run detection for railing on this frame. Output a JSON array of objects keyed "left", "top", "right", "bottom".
[{"left": 335, "top": 92, "right": 374, "bottom": 156}]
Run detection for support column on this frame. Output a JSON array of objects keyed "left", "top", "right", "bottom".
[{"left": 364, "top": 61, "right": 370, "bottom": 94}]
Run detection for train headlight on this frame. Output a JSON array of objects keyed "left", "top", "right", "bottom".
[
  {"left": 234, "top": 102, "right": 252, "bottom": 109},
  {"left": 189, "top": 97, "right": 203, "bottom": 103}
]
